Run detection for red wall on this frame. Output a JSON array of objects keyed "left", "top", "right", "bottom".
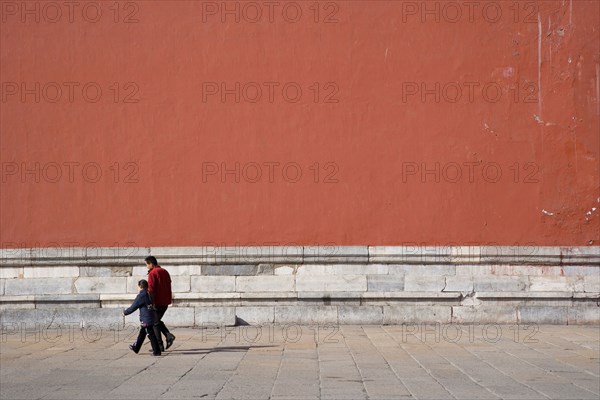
[{"left": 1, "top": 1, "right": 599, "bottom": 247}]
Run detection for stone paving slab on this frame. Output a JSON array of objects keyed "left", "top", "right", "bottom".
[{"left": 0, "top": 325, "right": 598, "bottom": 400}]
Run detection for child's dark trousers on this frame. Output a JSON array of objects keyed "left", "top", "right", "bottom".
[{"left": 132, "top": 322, "right": 161, "bottom": 355}]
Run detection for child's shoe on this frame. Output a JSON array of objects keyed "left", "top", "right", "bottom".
[{"left": 129, "top": 343, "right": 139, "bottom": 354}]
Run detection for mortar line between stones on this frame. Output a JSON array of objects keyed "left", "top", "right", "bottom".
[
  {"left": 408, "top": 328, "right": 504, "bottom": 400},
  {"left": 381, "top": 326, "right": 458, "bottom": 400},
  {"left": 455, "top": 326, "right": 551, "bottom": 400},
  {"left": 501, "top": 330, "right": 600, "bottom": 396},
  {"left": 213, "top": 327, "right": 253, "bottom": 399},
  {"left": 267, "top": 340, "right": 285, "bottom": 400},
  {"left": 529, "top": 329, "right": 600, "bottom": 377},
  {"left": 159, "top": 331, "right": 211, "bottom": 398},
  {"left": 556, "top": 328, "right": 600, "bottom": 352},
  {"left": 361, "top": 325, "right": 415, "bottom": 398},
  {"left": 316, "top": 335, "right": 323, "bottom": 400},
  {"left": 106, "top": 357, "right": 161, "bottom": 396},
  {"left": 339, "top": 326, "right": 369, "bottom": 399},
  {"left": 504, "top": 348, "right": 599, "bottom": 397}
]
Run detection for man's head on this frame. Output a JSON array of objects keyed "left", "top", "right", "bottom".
[
  {"left": 145, "top": 256, "right": 158, "bottom": 270},
  {"left": 138, "top": 279, "right": 149, "bottom": 290}
]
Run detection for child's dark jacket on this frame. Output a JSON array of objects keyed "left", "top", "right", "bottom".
[{"left": 124, "top": 289, "right": 156, "bottom": 326}]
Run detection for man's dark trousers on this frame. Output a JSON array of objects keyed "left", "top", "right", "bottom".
[{"left": 153, "top": 306, "right": 172, "bottom": 347}]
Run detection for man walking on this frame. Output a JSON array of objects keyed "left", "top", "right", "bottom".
[{"left": 145, "top": 256, "right": 176, "bottom": 351}]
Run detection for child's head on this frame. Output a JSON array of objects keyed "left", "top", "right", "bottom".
[{"left": 138, "top": 279, "right": 148, "bottom": 290}]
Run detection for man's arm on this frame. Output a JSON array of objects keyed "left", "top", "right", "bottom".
[{"left": 147, "top": 270, "right": 157, "bottom": 304}]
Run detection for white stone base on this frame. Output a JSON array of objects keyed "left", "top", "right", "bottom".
[{"left": 1, "top": 246, "right": 598, "bottom": 325}]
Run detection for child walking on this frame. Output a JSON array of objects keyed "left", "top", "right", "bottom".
[{"left": 123, "top": 279, "right": 162, "bottom": 356}]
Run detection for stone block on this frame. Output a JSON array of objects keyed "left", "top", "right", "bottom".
[
  {"left": 79, "top": 266, "right": 133, "bottom": 277},
  {"left": 191, "top": 276, "right": 236, "bottom": 293},
  {"left": 569, "top": 277, "right": 585, "bottom": 292},
  {"left": 5, "top": 278, "right": 73, "bottom": 295},
  {"left": 483, "top": 265, "right": 563, "bottom": 276},
  {"left": 0, "top": 297, "right": 36, "bottom": 310},
  {"left": 303, "top": 246, "right": 368, "bottom": 263},
  {"left": 159, "top": 265, "right": 196, "bottom": 276},
  {"left": 100, "top": 293, "right": 136, "bottom": 308},
  {"left": 149, "top": 247, "right": 203, "bottom": 257},
  {"left": 274, "top": 306, "right": 338, "bottom": 324},
  {"left": 160, "top": 307, "right": 195, "bottom": 327},
  {"left": 518, "top": 306, "right": 568, "bottom": 324},
  {"left": 383, "top": 305, "right": 451, "bottom": 324},
  {"left": 473, "top": 276, "right": 528, "bottom": 292},
  {"left": 126, "top": 277, "right": 143, "bottom": 293},
  {"left": 177, "top": 246, "right": 302, "bottom": 264},
  {"left": 561, "top": 246, "right": 600, "bottom": 265},
  {"left": 451, "top": 306, "right": 517, "bottom": 324},
  {"left": 338, "top": 306, "right": 383, "bottom": 324},
  {"left": 404, "top": 276, "right": 445, "bottom": 292},
  {"left": 369, "top": 246, "right": 453, "bottom": 264},
  {"left": 562, "top": 266, "right": 600, "bottom": 276},
  {"left": 0, "top": 248, "right": 30, "bottom": 264},
  {"left": 235, "top": 306, "right": 275, "bottom": 325},
  {"left": 24, "top": 266, "right": 79, "bottom": 278},
  {"left": 132, "top": 266, "right": 148, "bottom": 276},
  {"left": 567, "top": 307, "right": 600, "bottom": 324},
  {"left": 390, "top": 265, "right": 455, "bottom": 276},
  {"left": 450, "top": 246, "right": 481, "bottom": 264},
  {"left": 80, "top": 308, "right": 124, "bottom": 327},
  {"left": 236, "top": 276, "right": 295, "bottom": 292},
  {"left": 74, "top": 277, "right": 126, "bottom": 294},
  {"left": 202, "top": 265, "right": 258, "bottom": 276},
  {"left": 367, "top": 275, "right": 404, "bottom": 291},
  {"left": 0, "top": 279, "right": 4, "bottom": 295},
  {"left": 297, "top": 264, "right": 388, "bottom": 275},
  {"left": 295, "top": 275, "right": 366, "bottom": 292},
  {"left": 297, "top": 292, "right": 361, "bottom": 306},
  {"left": 529, "top": 277, "right": 571, "bottom": 292},
  {"left": 583, "top": 275, "right": 600, "bottom": 292},
  {"left": 2, "top": 308, "right": 123, "bottom": 329},
  {"left": 256, "top": 264, "right": 275, "bottom": 275},
  {"left": 29, "top": 247, "right": 87, "bottom": 265},
  {"left": 176, "top": 292, "right": 235, "bottom": 299},
  {"left": 476, "top": 291, "right": 572, "bottom": 299},
  {"left": 239, "top": 292, "right": 295, "bottom": 299},
  {"left": 0, "top": 309, "right": 56, "bottom": 326},
  {"left": 0, "top": 267, "right": 24, "bottom": 279},
  {"left": 194, "top": 307, "right": 236, "bottom": 326},
  {"left": 34, "top": 294, "right": 100, "bottom": 309},
  {"left": 443, "top": 276, "right": 473, "bottom": 292},
  {"left": 480, "top": 246, "right": 560, "bottom": 265},
  {"left": 85, "top": 246, "right": 150, "bottom": 264},
  {"left": 362, "top": 292, "right": 460, "bottom": 300},
  {"left": 171, "top": 276, "right": 191, "bottom": 293},
  {"left": 274, "top": 265, "right": 297, "bottom": 275}
]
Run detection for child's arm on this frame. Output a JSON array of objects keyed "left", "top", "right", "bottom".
[{"left": 123, "top": 292, "right": 143, "bottom": 316}]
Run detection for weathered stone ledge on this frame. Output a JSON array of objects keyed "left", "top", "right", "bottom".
[{"left": 1, "top": 246, "right": 598, "bottom": 266}]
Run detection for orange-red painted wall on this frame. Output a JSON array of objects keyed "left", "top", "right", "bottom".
[{"left": 1, "top": 1, "right": 599, "bottom": 247}]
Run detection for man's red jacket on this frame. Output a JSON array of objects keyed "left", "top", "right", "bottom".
[{"left": 147, "top": 266, "right": 172, "bottom": 307}]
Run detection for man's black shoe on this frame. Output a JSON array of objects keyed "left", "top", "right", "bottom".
[
  {"left": 129, "top": 344, "right": 139, "bottom": 354},
  {"left": 166, "top": 334, "right": 175, "bottom": 350}
]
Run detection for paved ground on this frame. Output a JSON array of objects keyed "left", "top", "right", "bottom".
[{"left": 0, "top": 324, "right": 598, "bottom": 399}]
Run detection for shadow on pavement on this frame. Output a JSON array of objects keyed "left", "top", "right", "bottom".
[{"left": 167, "top": 345, "right": 277, "bottom": 355}]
